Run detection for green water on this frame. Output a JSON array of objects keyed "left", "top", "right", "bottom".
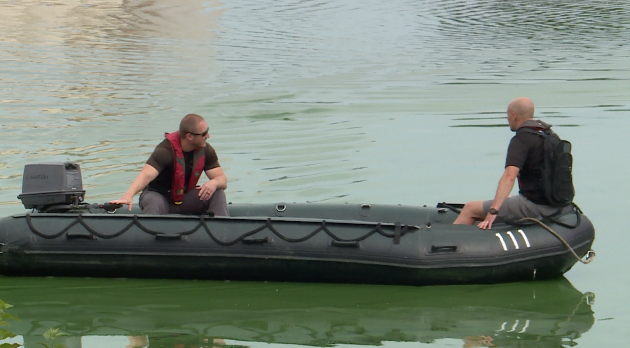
[
  {"left": 1, "top": 0, "right": 629, "bottom": 346},
  {"left": 2, "top": 277, "right": 594, "bottom": 348}
]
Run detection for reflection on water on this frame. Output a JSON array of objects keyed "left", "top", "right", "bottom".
[
  {"left": 1, "top": 0, "right": 224, "bottom": 43},
  {"left": 2, "top": 276, "right": 593, "bottom": 348}
]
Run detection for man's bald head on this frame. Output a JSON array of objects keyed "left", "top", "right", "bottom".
[
  {"left": 507, "top": 97, "right": 535, "bottom": 121},
  {"left": 507, "top": 97, "right": 535, "bottom": 131}
]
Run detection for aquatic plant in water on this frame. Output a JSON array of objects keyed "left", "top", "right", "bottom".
[
  {"left": 39, "top": 327, "right": 68, "bottom": 348},
  {"left": 0, "top": 299, "right": 20, "bottom": 348}
]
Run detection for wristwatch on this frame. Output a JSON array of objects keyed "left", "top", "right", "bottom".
[{"left": 488, "top": 208, "right": 499, "bottom": 215}]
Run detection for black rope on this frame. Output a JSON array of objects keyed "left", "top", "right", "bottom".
[
  {"left": 76, "top": 214, "right": 135, "bottom": 239},
  {"left": 26, "top": 214, "right": 79, "bottom": 239},
  {"left": 26, "top": 213, "right": 136, "bottom": 240},
  {"left": 394, "top": 222, "right": 401, "bottom": 244},
  {"left": 545, "top": 203, "right": 582, "bottom": 229},
  {"left": 516, "top": 216, "right": 595, "bottom": 264},
  {"left": 133, "top": 216, "right": 203, "bottom": 236},
  {"left": 24, "top": 214, "right": 415, "bottom": 246},
  {"left": 506, "top": 202, "right": 582, "bottom": 229},
  {"left": 199, "top": 219, "right": 270, "bottom": 246}
]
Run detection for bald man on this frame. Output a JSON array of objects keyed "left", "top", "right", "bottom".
[{"left": 454, "top": 98, "right": 568, "bottom": 229}]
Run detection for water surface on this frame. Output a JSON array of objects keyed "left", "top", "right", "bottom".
[{"left": 1, "top": 0, "right": 629, "bottom": 346}]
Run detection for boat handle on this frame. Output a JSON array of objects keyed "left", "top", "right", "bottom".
[
  {"left": 155, "top": 234, "right": 183, "bottom": 241},
  {"left": 242, "top": 237, "right": 269, "bottom": 245},
  {"left": 331, "top": 240, "right": 360, "bottom": 248},
  {"left": 66, "top": 233, "right": 96, "bottom": 240},
  {"left": 430, "top": 245, "right": 458, "bottom": 253}
]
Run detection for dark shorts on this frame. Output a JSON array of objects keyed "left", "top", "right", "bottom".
[
  {"left": 483, "top": 195, "right": 567, "bottom": 223},
  {"left": 139, "top": 188, "right": 229, "bottom": 216}
]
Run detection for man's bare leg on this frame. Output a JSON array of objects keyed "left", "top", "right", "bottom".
[{"left": 453, "top": 200, "right": 485, "bottom": 225}]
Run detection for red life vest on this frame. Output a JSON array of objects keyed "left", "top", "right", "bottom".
[{"left": 164, "top": 131, "right": 206, "bottom": 204}]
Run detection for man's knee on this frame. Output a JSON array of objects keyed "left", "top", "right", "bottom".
[
  {"left": 139, "top": 191, "right": 170, "bottom": 214},
  {"left": 140, "top": 189, "right": 229, "bottom": 216},
  {"left": 208, "top": 189, "right": 229, "bottom": 217},
  {"left": 178, "top": 188, "right": 229, "bottom": 216},
  {"left": 463, "top": 200, "right": 485, "bottom": 218}
]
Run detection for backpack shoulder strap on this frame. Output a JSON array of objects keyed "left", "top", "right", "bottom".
[{"left": 517, "top": 127, "right": 546, "bottom": 136}]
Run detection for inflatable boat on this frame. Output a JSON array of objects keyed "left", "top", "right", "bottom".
[{"left": 0, "top": 162, "right": 595, "bottom": 285}]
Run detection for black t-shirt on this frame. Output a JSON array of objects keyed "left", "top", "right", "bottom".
[
  {"left": 145, "top": 139, "right": 221, "bottom": 196},
  {"left": 505, "top": 129, "right": 546, "bottom": 204}
]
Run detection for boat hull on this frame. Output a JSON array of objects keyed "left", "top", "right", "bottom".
[{"left": 0, "top": 202, "right": 595, "bottom": 285}]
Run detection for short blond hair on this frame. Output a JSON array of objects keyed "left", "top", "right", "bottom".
[{"left": 179, "top": 114, "right": 205, "bottom": 138}]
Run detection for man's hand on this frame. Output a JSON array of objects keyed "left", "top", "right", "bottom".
[
  {"left": 477, "top": 213, "right": 498, "bottom": 230},
  {"left": 198, "top": 180, "right": 218, "bottom": 201},
  {"left": 110, "top": 195, "right": 134, "bottom": 211},
  {"left": 109, "top": 164, "right": 159, "bottom": 212}
]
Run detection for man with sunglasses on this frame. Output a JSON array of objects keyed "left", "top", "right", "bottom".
[{"left": 111, "top": 113, "right": 229, "bottom": 216}]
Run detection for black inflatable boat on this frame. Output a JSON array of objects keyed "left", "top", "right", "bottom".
[{"left": 0, "top": 162, "right": 595, "bottom": 285}]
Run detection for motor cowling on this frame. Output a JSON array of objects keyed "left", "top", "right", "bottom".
[{"left": 17, "top": 162, "right": 86, "bottom": 211}]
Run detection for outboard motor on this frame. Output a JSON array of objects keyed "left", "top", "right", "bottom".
[{"left": 17, "top": 162, "right": 86, "bottom": 213}]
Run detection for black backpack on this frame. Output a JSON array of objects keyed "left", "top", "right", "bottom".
[{"left": 519, "top": 127, "right": 575, "bottom": 206}]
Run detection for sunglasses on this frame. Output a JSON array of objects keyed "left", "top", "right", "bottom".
[{"left": 188, "top": 128, "right": 209, "bottom": 137}]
